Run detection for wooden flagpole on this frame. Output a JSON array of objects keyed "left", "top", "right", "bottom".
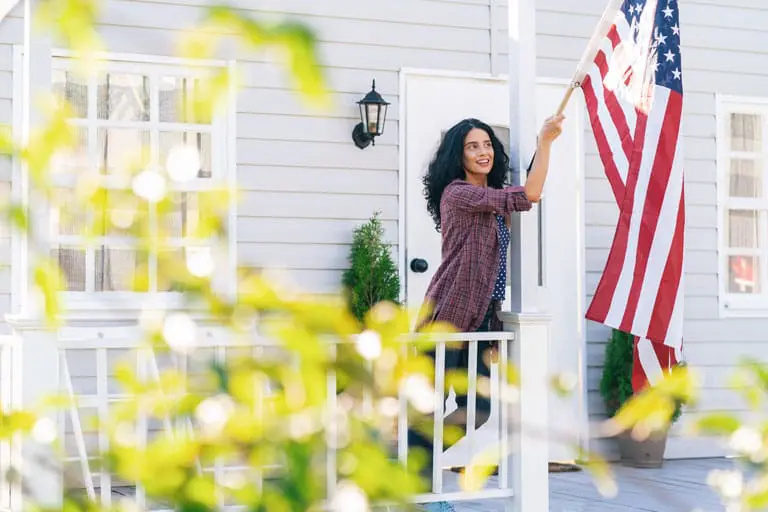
[{"left": 553, "top": 0, "right": 624, "bottom": 116}]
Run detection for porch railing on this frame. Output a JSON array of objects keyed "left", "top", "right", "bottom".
[{"left": 5, "top": 318, "right": 550, "bottom": 512}]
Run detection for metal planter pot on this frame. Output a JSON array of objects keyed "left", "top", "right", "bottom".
[{"left": 616, "top": 430, "right": 669, "bottom": 468}]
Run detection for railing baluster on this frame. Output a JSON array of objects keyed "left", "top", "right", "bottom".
[
  {"left": 136, "top": 348, "right": 148, "bottom": 509},
  {"left": 325, "top": 344, "right": 337, "bottom": 501},
  {"left": 500, "top": 336, "right": 510, "bottom": 489},
  {"left": 96, "top": 348, "right": 111, "bottom": 505},
  {"left": 253, "top": 344, "right": 264, "bottom": 493},
  {"left": 467, "top": 340, "right": 478, "bottom": 459},
  {"left": 432, "top": 342, "right": 445, "bottom": 494},
  {"left": 61, "top": 351, "right": 95, "bottom": 500},
  {"left": 214, "top": 344, "right": 226, "bottom": 507},
  {"left": 397, "top": 344, "right": 409, "bottom": 465}
]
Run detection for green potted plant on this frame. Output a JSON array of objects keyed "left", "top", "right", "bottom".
[
  {"left": 342, "top": 211, "right": 401, "bottom": 323},
  {"left": 600, "top": 328, "right": 682, "bottom": 468}
]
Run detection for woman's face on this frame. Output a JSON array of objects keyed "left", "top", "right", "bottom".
[{"left": 462, "top": 128, "right": 494, "bottom": 180}]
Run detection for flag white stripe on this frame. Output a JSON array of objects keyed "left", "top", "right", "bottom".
[
  {"left": 664, "top": 267, "right": 685, "bottom": 352},
  {"left": 587, "top": 67, "right": 630, "bottom": 184},
  {"left": 611, "top": 16, "right": 639, "bottom": 135},
  {"left": 604, "top": 88, "right": 672, "bottom": 327},
  {"left": 637, "top": 337, "right": 664, "bottom": 386},
  {"left": 631, "top": 136, "right": 684, "bottom": 336}
]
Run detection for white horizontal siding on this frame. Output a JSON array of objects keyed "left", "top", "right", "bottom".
[{"left": 0, "top": 9, "right": 19, "bottom": 337}]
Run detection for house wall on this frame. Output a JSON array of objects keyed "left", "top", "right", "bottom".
[
  {"left": 0, "top": 5, "right": 23, "bottom": 333},
  {"left": 12, "top": 0, "right": 768, "bottom": 464},
  {"left": 77, "top": 0, "right": 496, "bottom": 296}
]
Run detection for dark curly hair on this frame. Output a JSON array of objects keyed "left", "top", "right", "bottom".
[{"left": 422, "top": 118, "right": 510, "bottom": 232}]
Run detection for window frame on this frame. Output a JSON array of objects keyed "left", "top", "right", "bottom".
[
  {"left": 47, "top": 50, "right": 238, "bottom": 313},
  {"left": 717, "top": 94, "right": 768, "bottom": 318}
]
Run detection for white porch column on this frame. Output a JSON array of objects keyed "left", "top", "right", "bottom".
[
  {"left": 506, "top": 1, "right": 551, "bottom": 512},
  {"left": 499, "top": 312, "right": 550, "bottom": 512},
  {"left": 6, "top": 317, "right": 61, "bottom": 510},
  {"left": 19, "top": 0, "right": 52, "bottom": 318},
  {"left": 5, "top": 1, "right": 60, "bottom": 509}
]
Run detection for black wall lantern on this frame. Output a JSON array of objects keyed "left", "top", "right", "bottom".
[{"left": 352, "top": 80, "right": 389, "bottom": 149}]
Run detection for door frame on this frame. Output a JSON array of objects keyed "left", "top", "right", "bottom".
[{"left": 397, "top": 68, "right": 589, "bottom": 457}]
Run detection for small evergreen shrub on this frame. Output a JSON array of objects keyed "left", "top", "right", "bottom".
[
  {"left": 600, "top": 328, "right": 635, "bottom": 419},
  {"left": 342, "top": 211, "right": 400, "bottom": 323},
  {"left": 600, "top": 328, "right": 683, "bottom": 423}
]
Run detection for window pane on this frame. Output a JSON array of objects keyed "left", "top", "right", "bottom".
[
  {"left": 728, "top": 255, "right": 761, "bottom": 294},
  {"left": 731, "top": 113, "right": 762, "bottom": 152},
  {"left": 97, "top": 128, "right": 150, "bottom": 174},
  {"left": 159, "top": 77, "right": 203, "bottom": 123},
  {"left": 51, "top": 126, "right": 89, "bottom": 175},
  {"left": 728, "top": 210, "right": 760, "bottom": 249},
  {"left": 102, "top": 190, "right": 148, "bottom": 237},
  {"left": 52, "top": 70, "right": 88, "bottom": 118},
  {"left": 51, "top": 188, "right": 90, "bottom": 236},
  {"left": 97, "top": 73, "right": 150, "bottom": 122},
  {"left": 161, "top": 192, "right": 201, "bottom": 239},
  {"left": 94, "top": 248, "right": 148, "bottom": 292},
  {"left": 159, "top": 131, "right": 212, "bottom": 179},
  {"left": 730, "top": 159, "right": 762, "bottom": 198},
  {"left": 52, "top": 247, "right": 86, "bottom": 291},
  {"left": 157, "top": 249, "right": 185, "bottom": 292}
]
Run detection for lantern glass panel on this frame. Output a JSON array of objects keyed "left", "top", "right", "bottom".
[
  {"left": 379, "top": 104, "right": 388, "bottom": 135},
  {"left": 365, "top": 103, "right": 380, "bottom": 134}
]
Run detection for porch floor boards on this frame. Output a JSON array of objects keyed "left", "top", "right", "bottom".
[
  {"left": 91, "top": 458, "right": 732, "bottom": 511},
  {"left": 440, "top": 457, "right": 731, "bottom": 511}
]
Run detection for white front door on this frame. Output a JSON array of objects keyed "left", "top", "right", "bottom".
[{"left": 402, "top": 71, "right": 586, "bottom": 464}]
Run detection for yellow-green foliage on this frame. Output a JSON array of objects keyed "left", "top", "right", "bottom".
[{"left": 3, "top": 2, "right": 764, "bottom": 511}]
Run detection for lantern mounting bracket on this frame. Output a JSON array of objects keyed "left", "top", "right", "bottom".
[{"left": 352, "top": 122, "right": 375, "bottom": 149}]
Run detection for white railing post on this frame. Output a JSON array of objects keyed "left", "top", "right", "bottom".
[
  {"left": 6, "top": 317, "right": 62, "bottom": 511},
  {"left": 500, "top": 312, "right": 550, "bottom": 512}
]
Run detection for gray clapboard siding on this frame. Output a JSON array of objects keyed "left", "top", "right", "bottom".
[
  {"left": 238, "top": 167, "right": 398, "bottom": 196},
  {"left": 237, "top": 113, "right": 399, "bottom": 146},
  {"left": 0, "top": 16, "right": 21, "bottom": 44},
  {"left": 238, "top": 88, "right": 401, "bottom": 120},
  {"left": 240, "top": 191, "right": 398, "bottom": 221},
  {"left": 0, "top": 6, "right": 19, "bottom": 336},
  {"left": 128, "top": 0, "right": 493, "bottom": 29},
  {"left": 237, "top": 218, "right": 398, "bottom": 245}
]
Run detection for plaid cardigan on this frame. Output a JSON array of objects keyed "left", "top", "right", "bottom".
[{"left": 422, "top": 180, "right": 533, "bottom": 332}]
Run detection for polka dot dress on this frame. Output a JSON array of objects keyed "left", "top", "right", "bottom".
[{"left": 492, "top": 215, "right": 509, "bottom": 301}]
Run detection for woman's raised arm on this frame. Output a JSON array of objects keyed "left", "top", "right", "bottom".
[{"left": 442, "top": 180, "right": 533, "bottom": 214}]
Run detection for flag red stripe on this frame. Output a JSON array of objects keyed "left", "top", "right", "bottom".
[
  {"left": 586, "top": 112, "right": 649, "bottom": 323},
  {"left": 607, "top": 24, "right": 621, "bottom": 48},
  {"left": 631, "top": 338, "right": 647, "bottom": 393},
  {"left": 582, "top": 75, "right": 626, "bottom": 204},
  {"left": 619, "top": 93, "right": 683, "bottom": 333},
  {"left": 594, "top": 51, "right": 635, "bottom": 162},
  {"left": 647, "top": 187, "right": 685, "bottom": 344}
]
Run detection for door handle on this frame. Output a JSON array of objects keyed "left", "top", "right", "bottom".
[{"left": 410, "top": 258, "right": 429, "bottom": 273}]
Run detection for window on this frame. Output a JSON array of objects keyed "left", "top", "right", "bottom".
[
  {"left": 49, "top": 54, "right": 234, "bottom": 308},
  {"left": 718, "top": 96, "right": 768, "bottom": 316}
]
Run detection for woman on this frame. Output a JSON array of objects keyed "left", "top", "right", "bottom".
[{"left": 411, "top": 115, "right": 564, "bottom": 511}]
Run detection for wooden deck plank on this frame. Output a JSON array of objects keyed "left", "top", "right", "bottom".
[
  {"left": 446, "top": 458, "right": 733, "bottom": 511},
  {"left": 90, "top": 458, "right": 734, "bottom": 511}
]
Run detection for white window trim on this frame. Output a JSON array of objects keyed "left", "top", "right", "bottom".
[
  {"left": 15, "top": 50, "right": 238, "bottom": 318},
  {"left": 716, "top": 94, "right": 768, "bottom": 318}
]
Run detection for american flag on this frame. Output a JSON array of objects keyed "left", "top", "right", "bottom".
[{"left": 577, "top": 0, "right": 685, "bottom": 391}]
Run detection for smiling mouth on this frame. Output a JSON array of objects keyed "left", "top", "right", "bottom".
[{"left": 477, "top": 159, "right": 490, "bottom": 166}]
